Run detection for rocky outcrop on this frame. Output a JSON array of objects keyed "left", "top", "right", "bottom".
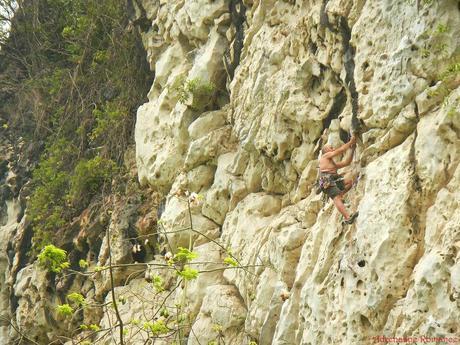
[{"left": 132, "top": 0, "right": 460, "bottom": 344}]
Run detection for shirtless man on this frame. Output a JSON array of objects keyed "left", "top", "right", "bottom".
[{"left": 319, "top": 135, "right": 358, "bottom": 225}]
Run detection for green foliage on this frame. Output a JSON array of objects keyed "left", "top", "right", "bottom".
[
  {"left": 173, "top": 247, "right": 198, "bottom": 263},
  {"left": 90, "top": 102, "right": 128, "bottom": 143},
  {"left": 249, "top": 341, "right": 258, "bottom": 345},
  {"left": 89, "top": 324, "right": 101, "bottom": 332},
  {"left": 94, "top": 265, "right": 107, "bottom": 272},
  {"left": 56, "top": 304, "right": 74, "bottom": 317},
  {"left": 28, "top": 139, "right": 75, "bottom": 250},
  {"left": 143, "top": 320, "right": 169, "bottom": 336},
  {"left": 118, "top": 295, "right": 127, "bottom": 305},
  {"left": 211, "top": 324, "right": 223, "bottom": 333},
  {"left": 176, "top": 266, "right": 199, "bottom": 281},
  {"left": 174, "top": 77, "right": 216, "bottom": 111},
  {"left": 419, "top": 21, "right": 450, "bottom": 60},
  {"left": 29, "top": 144, "right": 116, "bottom": 250},
  {"left": 436, "top": 24, "right": 448, "bottom": 34},
  {"left": 37, "top": 245, "right": 70, "bottom": 273},
  {"left": 80, "top": 324, "right": 101, "bottom": 332},
  {"left": 152, "top": 274, "right": 165, "bottom": 292},
  {"left": 68, "top": 156, "right": 117, "bottom": 208},
  {"left": 160, "top": 308, "right": 170, "bottom": 318},
  {"left": 79, "top": 259, "right": 89, "bottom": 268},
  {"left": 440, "top": 61, "right": 460, "bottom": 80},
  {"left": 67, "top": 292, "right": 86, "bottom": 307},
  {"left": 1, "top": 0, "right": 152, "bottom": 251},
  {"left": 447, "top": 107, "right": 457, "bottom": 119},
  {"left": 223, "top": 256, "right": 238, "bottom": 267}
]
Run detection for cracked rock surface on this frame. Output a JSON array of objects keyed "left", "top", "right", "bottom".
[{"left": 133, "top": 0, "right": 460, "bottom": 344}]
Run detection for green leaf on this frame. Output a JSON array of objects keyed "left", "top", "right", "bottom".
[
  {"left": 223, "top": 256, "right": 238, "bottom": 267},
  {"left": 79, "top": 259, "right": 89, "bottom": 268},
  {"left": 143, "top": 320, "right": 169, "bottom": 336},
  {"left": 67, "top": 292, "right": 86, "bottom": 306},
  {"left": 176, "top": 266, "right": 199, "bottom": 281},
  {"left": 173, "top": 247, "right": 198, "bottom": 263},
  {"left": 152, "top": 274, "right": 165, "bottom": 292},
  {"left": 88, "top": 324, "right": 101, "bottom": 331},
  {"left": 56, "top": 304, "right": 74, "bottom": 316}
]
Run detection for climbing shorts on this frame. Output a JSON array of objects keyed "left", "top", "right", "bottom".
[{"left": 319, "top": 173, "right": 345, "bottom": 199}]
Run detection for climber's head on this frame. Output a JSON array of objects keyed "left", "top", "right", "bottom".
[{"left": 322, "top": 145, "right": 333, "bottom": 154}]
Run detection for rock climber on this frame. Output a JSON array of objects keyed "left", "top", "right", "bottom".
[{"left": 319, "top": 135, "right": 359, "bottom": 225}]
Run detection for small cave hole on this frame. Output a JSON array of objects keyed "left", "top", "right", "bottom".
[
  {"left": 362, "top": 61, "right": 369, "bottom": 70},
  {"left": 429, "top": 80, "right": 436, "bottom": 87},
  {"left": 309, "top": 75, "right": 322, "bottom": 90},
  {"left": 309, "top": 42, "right": 318, "bottom": 55},
  {"left": 357, "top": 260, "right": 366, "bottom": 267},
  {"left": 340, "top": 277, "right": 345, "bottom": 287},
  {"left": 339, "top": 128, "right": 350, "bottom": 142},
  {"left": 360, "top": 314, "right": 372, "bottom": 328}
]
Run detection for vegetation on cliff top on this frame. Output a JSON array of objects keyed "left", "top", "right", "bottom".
[{"left": 0, "top": 0, "right": 152, "bottom": 251}]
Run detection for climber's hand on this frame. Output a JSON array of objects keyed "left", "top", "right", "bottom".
[{"left": 349, "top": 135, "right": 357, "bottom": 146}]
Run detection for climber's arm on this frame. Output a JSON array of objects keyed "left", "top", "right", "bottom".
[
  {"left": 323, "top": 136, "right": 356, "bottom": 159},
  {"left": 335, "top": 147, "right": 355, "bottom": 168}
]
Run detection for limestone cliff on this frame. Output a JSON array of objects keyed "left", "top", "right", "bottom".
[{"left": 1, "top": 0, "right": 460, "bottom": 344}]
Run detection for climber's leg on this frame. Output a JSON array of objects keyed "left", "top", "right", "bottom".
[
  {"left": 341, "top": 177, "right": 353, "bottom": 194},
  {"left": 333, "top": 195, "right": 350, "bottom": 220}
]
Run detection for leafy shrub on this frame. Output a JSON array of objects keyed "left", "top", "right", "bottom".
[
  {"left": 29, "top": 142, "right": 116, "bottom": 250},
  {"left": 89, "top": 101, "right": 131, "bottom": 158},
  {"left": 28, "top": 139, "right": 75, "bottom": 250},
  {"left": 37, "top": 244, "right": 70, "bottom": 273},
  {"left": 173, "top": 247, "right": 198, "bottom": 263},
  {"left": 56, "top": 304, "right": 74, "bottom": 317},
  {"left": 143, "top": 320, "right": 169, "bottom": 336},
  {"left": 68, "top": 156, "right": 117, "bottom": 208},
  {"left": 174, "top": 77, "right": 215, "bottom": 111},
  {"left": 2, "top": 0, "right": 152, "bottom": 251},
  {"left": 152, "top": 275, "right": 165, "bottom": 292},
  {"left": 67, "top": 292, "right": 86, "bottom": 307}
]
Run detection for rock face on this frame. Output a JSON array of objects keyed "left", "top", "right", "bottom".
[
  {"left": 132, "top": 0, "right": 460, "bottom": 344},
  {"left": 1, "top": 0, "right": 460, "bottom": 344}
]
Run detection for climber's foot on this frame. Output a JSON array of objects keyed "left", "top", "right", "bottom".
[{"left": 342, "top": 212, "right": 359, "bottom": 225}]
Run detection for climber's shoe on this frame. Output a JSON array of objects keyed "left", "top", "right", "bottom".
[{"left": 342, "top": 212, "right": 359, "bottom": 225}]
